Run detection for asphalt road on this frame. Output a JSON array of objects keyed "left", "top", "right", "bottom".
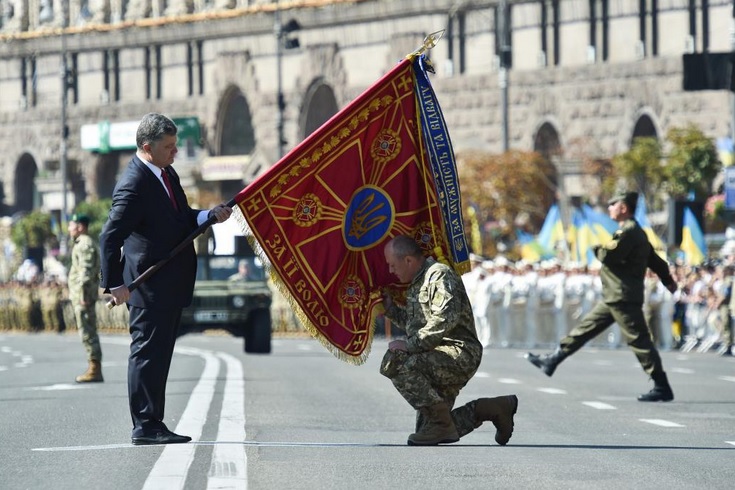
[{"left": 0, "top": 332, "right": 733, "bottom": 490}]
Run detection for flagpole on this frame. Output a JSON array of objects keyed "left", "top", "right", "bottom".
[{"left": 106, "top": 198, "right": 237, "bottom": 309}]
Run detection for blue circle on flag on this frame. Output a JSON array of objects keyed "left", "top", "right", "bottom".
[{"left": 343, "top": 186, "right": 394, "bottom": 250}]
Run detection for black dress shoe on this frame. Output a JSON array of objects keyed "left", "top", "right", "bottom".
[{"left": 132, "top": 431, "right": 192, "bottom": 446}]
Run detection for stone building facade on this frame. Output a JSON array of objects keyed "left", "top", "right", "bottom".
[{"left": 0, "top": 0, "right": 731, "bottom": 222}]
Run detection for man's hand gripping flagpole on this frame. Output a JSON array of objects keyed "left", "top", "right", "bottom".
[{"left": 106, "top": 198, "right": 237, "bottom": 309}]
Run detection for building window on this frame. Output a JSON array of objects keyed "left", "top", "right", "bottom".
[
  {"left": 155, "top": 45, "right": 162, "bottom": 100},
  {"left": 185, "top": 41, "right": 204, "bottom": 96},
  {"left": 145, "top": 46, "right": 162, "bottom": 100},
  {"left": 145, "top": 47, "right": 152, "bottom": 99},
  {"left": 589, "top": 0, "right": 596, "bottom": 57},
  {"left": 688, "top": 0, "right": 696, "bottom": 44},
  {"left": 197, "top": 40, "right": 204, "bottom": 95},
  {"left": 187, "top": 42, "right": 194, "bottom": 96},
  {"left": 651, "top": 0, "right": 658, "bottom": 56},
  {"left": 69, "top": 53, "right": 79, "bottom": 105},
  {"left": 495, "top": 2, "right": 513, "bottom": 69},
  {"left": 103, "top": 50, "right": 120, "bottom": 102},
  {"left": 540, "top": 0, "right": 548, "bottom": 66},
  {"left": 20, "top": 56, "right": 37, "bottom": 109},
  {"left": 447, "top": 10, "right": 466, "bottom": 75},
  {"left": 639, "top": 0, "right": 646, "bottom": 57},
  {"left": 601, "top": 0, "right": 609, "bottom": 61},
  {"left": 552, "top": 0, "right": 560, "bottom": 66},
  {"left": 702, "top": 0, "right": 709, "bottom": 52}
]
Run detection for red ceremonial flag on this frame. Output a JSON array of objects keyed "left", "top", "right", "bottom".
[{"left": 233, "top": 49, "right": 467, "bottom": 363}]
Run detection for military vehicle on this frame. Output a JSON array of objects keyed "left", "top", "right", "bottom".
[{"left": 180, "top": 231, "right": 272, "bottom": 353}]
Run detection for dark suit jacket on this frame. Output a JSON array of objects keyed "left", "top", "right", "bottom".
[{"left": 99, "top": 156, "right": 201, "bottom": 309}]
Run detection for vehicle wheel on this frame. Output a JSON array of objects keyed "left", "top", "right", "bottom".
[{"left": 245, "top": 308, "right": 272, "bottom": 354}]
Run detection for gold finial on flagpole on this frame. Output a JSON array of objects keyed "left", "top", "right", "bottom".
[{"left": 406, "top": 29, "right": 445, "bottom": 60}]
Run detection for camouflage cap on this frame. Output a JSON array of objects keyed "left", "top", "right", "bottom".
[
  {"left": 70, "top": 213, "right": 90, "bottom": 225},
  {"left": 607, "top": 191, "right": 638, "bottom": 210}
]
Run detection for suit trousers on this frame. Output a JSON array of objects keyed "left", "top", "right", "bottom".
[
  {"left": 559, "top": 301, "right": 665, "bottom": 377},
  {"left": 127, "top": 304, "right": 182, "bottom": 437}
]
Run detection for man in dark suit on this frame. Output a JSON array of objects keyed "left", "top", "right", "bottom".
[{"left": 99, "top": 113, "right": 232, "bottom": 445}]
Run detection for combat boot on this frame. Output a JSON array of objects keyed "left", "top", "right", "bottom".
[
  {"left": 407, "top": 402, "right": 459, "bottom": 446},
  {"left": 638, "top": 372, "right": 673, "bottom": 402},
  {"left": 525, "top": 347, "right": 567, "bottom": 377},
  {"left": 473, "top": 395, "right": 518, "bottom": 445},
  {"left": 75, "top": 360, "right": 104, "bottom": 383}
]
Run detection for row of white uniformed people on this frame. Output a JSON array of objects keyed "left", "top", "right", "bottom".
[{"left": 459, "top": 264, "right": 705, "bottom": 351}]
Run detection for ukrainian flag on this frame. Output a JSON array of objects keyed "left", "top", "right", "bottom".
[
  {"left": 680, "top": 206, "right": 706, "bottom": 265},
  {"left": 516, "top": 229, "right": 549, "bottom": 262},
  {"left": 569, "top": 205, "right": 617, "bottom": 266},
  {"left": 634, "top": 195, "right": 667, "bottom": 257},
  {"left": 537, "top": 204, "right": 566, "bottom": 256}
]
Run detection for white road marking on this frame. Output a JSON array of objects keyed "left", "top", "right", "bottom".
[
  {"left": 537, "top": 388, "right": 567, "bottom": 395},
  {"left": 0, "top": 366, "right": 7, "bottom": 371},
  {"left": 27, "top": 383, "right": 90, "bottom": 391},
  {"left": 496, "top": 378, "right": 521, "bottom": 384},
  {"left": 142, "top": 347, "right": 220, "bottom": 490},
  {"left": 34, "top": 440, "right": 397, "bottom": 452},
  {"left": 726, "top": 441, "right": 735, "bottom": 447},
  {"left": 474, "top": 372, "right": 490, "bottom": 378},
  {"left": 718, "top": 376, "right": 735, "bottom": 383},
  {"left": 671, "top": 367, "right": 694, "bottom": 374},
  {"left": 207, "top": 352, "right": 247, "bottom": 490},
  {"left": 639, "top": 419, "right": 685, "bottom": 428},
  {"left": 592, "top": 360, "right": 613, "bottom": 366},
  {"left": 582, "top": 401, "right": 616, "bottom": 410}
]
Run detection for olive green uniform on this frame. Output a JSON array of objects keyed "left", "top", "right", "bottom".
[
  {"left": 380, "top": 257, "right": 485, "bottom": 437},
  {"left": 69, "top": 233, "right": 102, "bottom": 362},
  {"left": 559, "top": 219, "right": 674, "bottom": 377}
]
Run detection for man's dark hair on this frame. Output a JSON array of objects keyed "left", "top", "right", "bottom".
[
  {"left": 389, "top": 235, "right": 423, "bottom": 259},
  {"left": 136, "top": 113, "right": 178, "bottom": 149}
]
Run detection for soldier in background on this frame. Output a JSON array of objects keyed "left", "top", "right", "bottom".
[
  {"left": 525, "top": 192, "right": 678, "bottom": 402},
  {"left": 68, "top": 213, "right": 103, "bottom": 383}
]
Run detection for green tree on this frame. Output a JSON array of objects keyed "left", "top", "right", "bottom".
[
  {"left": 458, "top": 150, "right": 557, "bottom": 256},
  {"left": 72, "top": 199, "right": 112, "bottom": 241},
  {"left": 608, "top": 137, "right": 665, "bottom": 203},
  {"left": 11, "top": 211, "right": 54, "bottom": 250},
  {"left": 664, "top": 125, "right": 720, "bottom": 200}
]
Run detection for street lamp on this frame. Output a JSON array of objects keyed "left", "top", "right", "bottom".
[{"left": 274, "top": 1, "right": 300, "bottom": 159}]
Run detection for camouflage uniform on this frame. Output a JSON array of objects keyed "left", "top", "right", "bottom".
[
  {"left": 69, "top": 233, "right": 102, "bottom": 362},
  {"left": 381, "top": 257, "right": 485, "bottom": 437}
]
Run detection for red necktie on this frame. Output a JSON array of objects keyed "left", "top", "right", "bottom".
[{"left": 161, "top": 168, "right": 179, "bottom": 211}]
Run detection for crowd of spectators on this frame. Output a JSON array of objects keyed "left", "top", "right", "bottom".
[{"left": 462, "top": 253, "right": 733, "bottom": 356}]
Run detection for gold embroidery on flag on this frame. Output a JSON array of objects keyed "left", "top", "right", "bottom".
[
  {"left": 338, "top": 275, "right": 365, "bottom": 309},
  {"left": 292, "top": 193, "right": 321, "bottom": 227},
  {"left": 371, "top": 129, "right": 401, "bottom": 164}
]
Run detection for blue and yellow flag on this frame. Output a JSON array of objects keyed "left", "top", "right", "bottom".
[
  {"left": 537, "top": 204, "right": 566, "bottom": 257},
  {"left": 680, "top": 206, "right": 706, "bottom": 265},
  {"left": 634, "top": 195, "right": 667, "bottom": 257},
  {"left": 516, "top": 229, "right": 549, "bottom": 262},
  {"left": 568, "top": 205, "right": 617, "bottom": 266},
  {"left": 232, "top": 54, "right": 468, "bottom": 364}
]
